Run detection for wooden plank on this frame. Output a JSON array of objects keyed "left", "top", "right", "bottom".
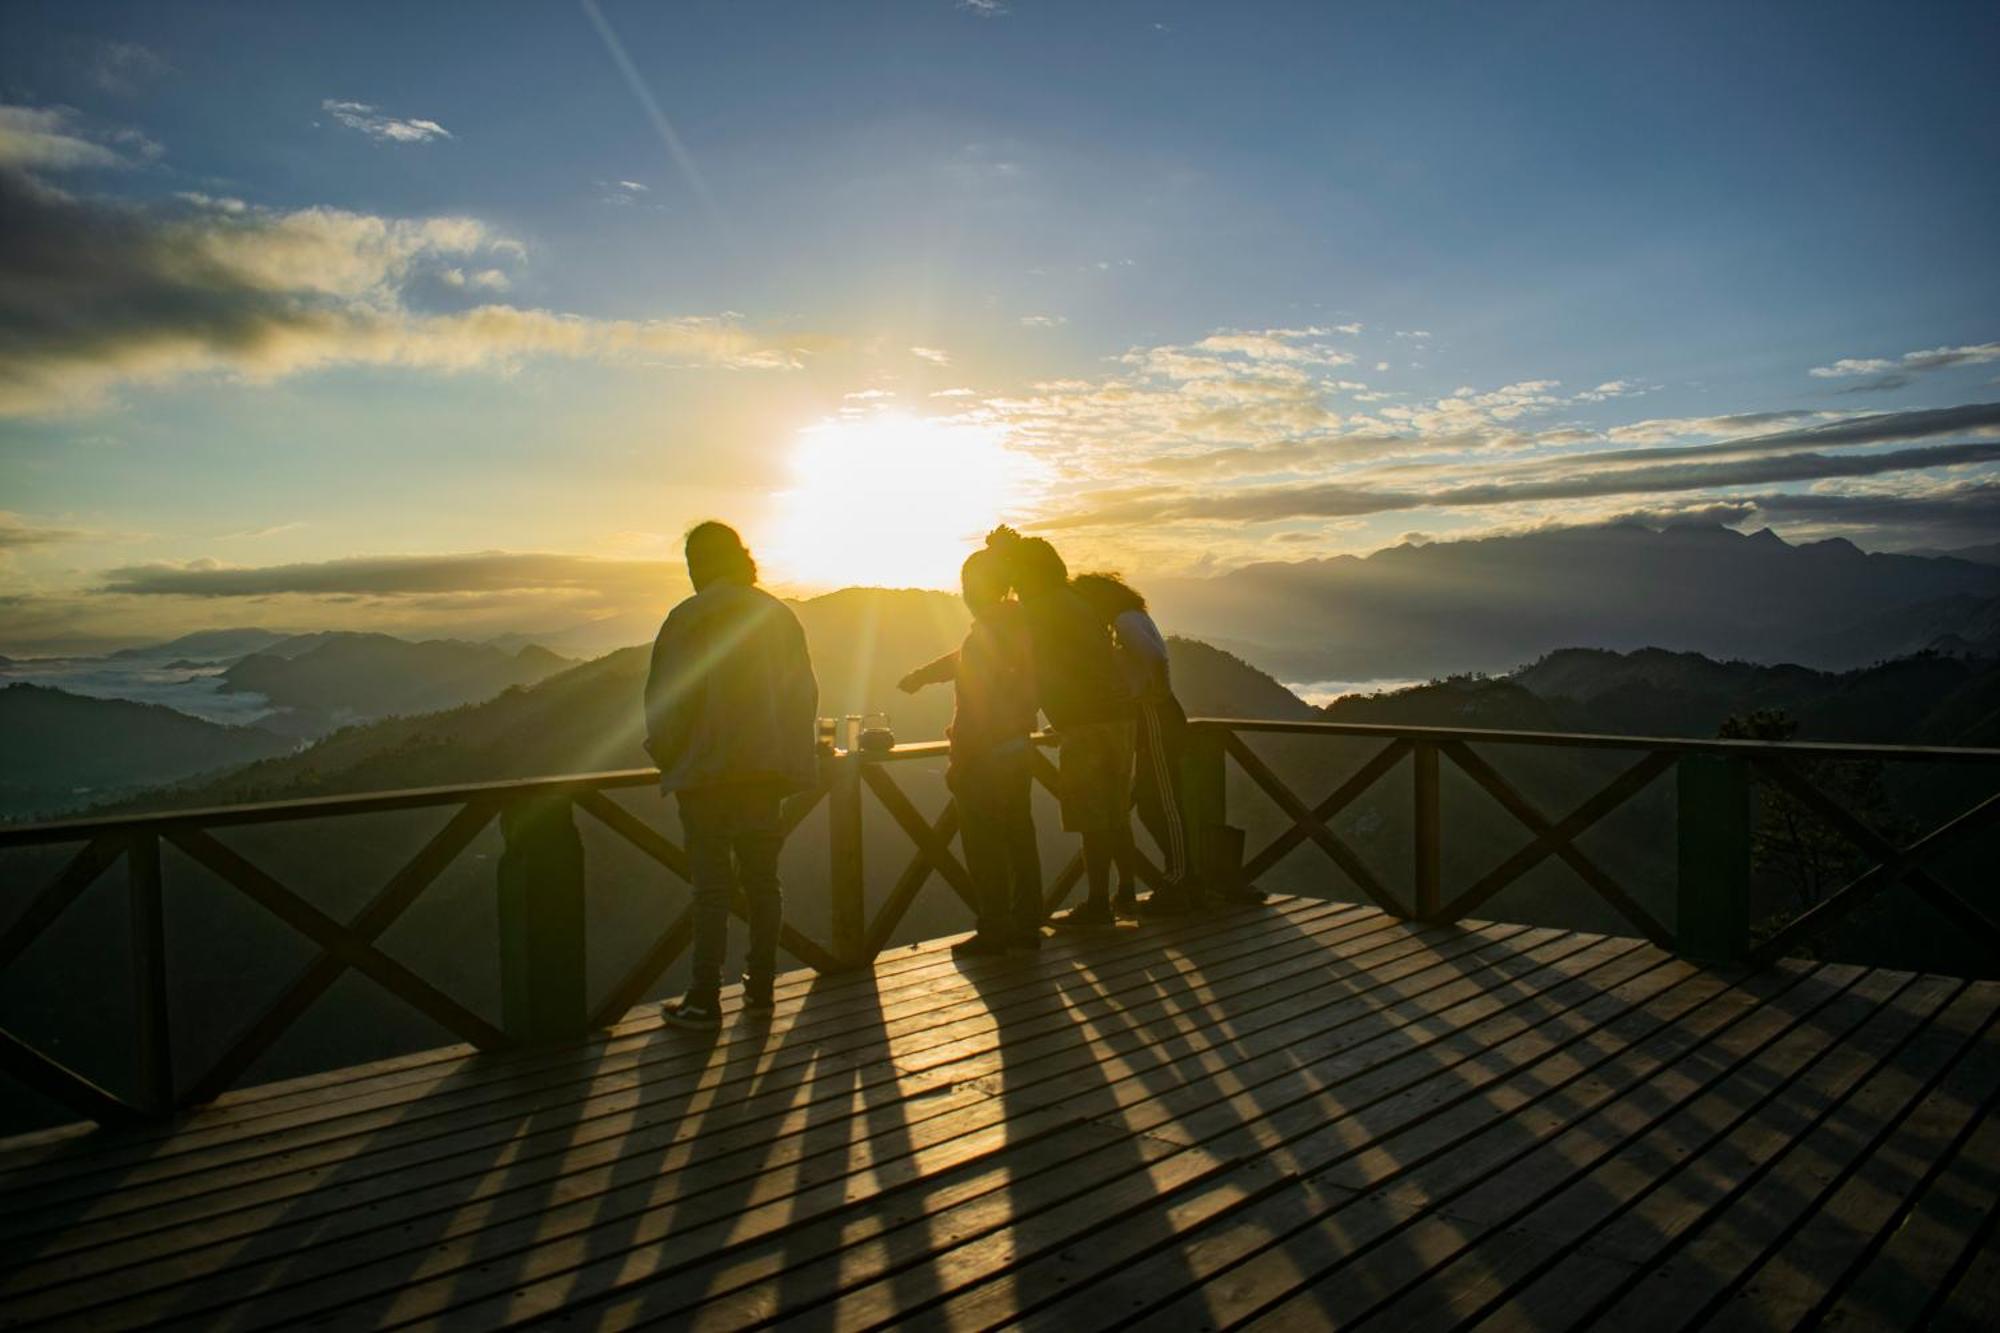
[
  {"left": 182, "top": 800, "right": 497, "bottom": 1106},
  {"left": 230, "top": 923, "right": 1597, "bottom": 1329},
  {"left": 1817, "top": 1083, "right": 2000, "bottom": 1329},
  {"left": 1713, "top": 1008, "right": 2000, "bottom": 1329},
  {"left": 1583, "top": 987, "right": 1996, "bottom": 1332},
  {"left": 0, "top": 894, "right": 1230, "bottom": 1174},
  {"left": 1117, "top": 962, "right": 1869, "bottom": 1330},
  {"left": 1392, "top": 969, "right": 1957, "bottom": 1333},
  {"left": 0, "top": 834, "right": 125, "bottom": 970},
  {"left": 54, "top": 910, "right": 1453, "bottom": 1326},
  {"left": 161, "top": 828, "right": 509, "bottom": 1053},
  {"left": 0, "top": 902, "right": 1371, "bottom": 1266},
  {"left": 0, "top": 899, "right": 1341, "bottom": 1217},
  {"left": 1224, "top": 729, "right": 1404, "bottom": 914}
]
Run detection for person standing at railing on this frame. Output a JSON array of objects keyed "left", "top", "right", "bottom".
[
  {"left": 644, "top": 521, "right": 819, "bottom": 1028},
  {"left": 1073, "top": 572, "right": 1199, "bottom": 917},
  {"left": 986, "top": 527, "right": 1135, "bottom": 929},
  {"left": 897, "top": 547, "right": 1044, "bottom": 956}
]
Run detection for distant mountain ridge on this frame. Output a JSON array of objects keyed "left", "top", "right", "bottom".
[
  {"left": 220, "top": 633, "right": 573, "bottom": 736},
  {"left": 1147, "top": 522, "right": 2000, "bottom": 682},
  {"left": 0, "top": 684, "right": 293, "bottom": 817}
]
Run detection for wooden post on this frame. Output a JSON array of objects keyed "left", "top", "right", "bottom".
[
  {"left": 127, "top": 830, "right": 173, "bottom": 1115},
  {"left": 497, "top": 794, "right": 587, "bottom": 1043},
  {"left": 828, "top": 752, "right": 865, "bottom": 968},
  {"left": 1677, "top": 753, "right": 1752, "bottom": 965},
  {"left": 1182, "top": 723, "right": 1230, "bottom": 891},
  {"left": 1412, "top": 742, "right": 1442, "bottom": 920}
]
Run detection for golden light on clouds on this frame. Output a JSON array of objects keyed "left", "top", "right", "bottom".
[{"left": 762, "top": 411, "right": 1036, "bottom": 591}]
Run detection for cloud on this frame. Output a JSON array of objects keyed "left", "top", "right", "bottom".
[
  {"left": 441, "top": 267, "right": 511, "bottom": 291},
  {"left": 1810, "top": 342, "right": 2000, "bottom": 381},
  {"left": 0, "top": 513, "right": 85, "bottom": 550},
  {"left": 1019, "top": 314, "right": 1067, "bottom": 328},
  {"left": 0, "top": 104, "right": 142, "bottom": 171},
  {"left": 0, "top": 171, "right": 805, "bottom": 416},
  {"left": 910, "top": 345, "right": 951, "bottom": 365},
  {"left": 90, "top": 42, "right": 172, "bottom": 96},
  {"left": 98, "top": 550, "right": 680, "bottom": 599},
  {"left": 931, "top": 387, "right": 975, "bottom": 397},
  {"left": 616, "top": 179, "right": 647, "bottom": 193},
  {"left": 321, "top": 99, "right": 452, "bottom": 144},
  {"left": 958, "top": 0, "right": 1009, "bottom": 15},
  {"left": 1039, "top": 441, "right": 2000, "bottom": 529}
]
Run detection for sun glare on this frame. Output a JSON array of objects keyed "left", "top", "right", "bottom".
[{"left": 763, "top": 412, "right": 1032, "bottom": 591}]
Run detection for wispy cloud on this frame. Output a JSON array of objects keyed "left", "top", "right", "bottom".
[
  {"left": 0, "top": 513, "right": 86, "bottom": 551},
  {"left": 321, "top": 99, "right": 451, "bottom": 144},
  {"left": 0, "top": 104, "right": 154, "bottom": 170},
  {"left": 1019, "top": 314, "right": 1067, "bottom": 328},
  {"left": 910, "top": 345, "right": 951, "bottom": 365},
  {"left": 1809, "top": 341, "right": 2000, "bottom": 393},
  {"left": 958, "top": 0, "right": 1010, "bottom": 16}
]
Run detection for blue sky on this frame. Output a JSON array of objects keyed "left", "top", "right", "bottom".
[{"left": 2, "top": 0, "right": 1997, "bottom": 649}]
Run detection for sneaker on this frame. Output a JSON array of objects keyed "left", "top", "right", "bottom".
[
  {"left": 740, "top": 973, "right": 775, "bottom": 1014},
  {"left": 662, "top": 990, "right": 721, "bottom": 1028},
  {"left": 1112, "top": 885, "right": 1138, "bottom": 917},
  {"left": 1051, "top": 899, "right": 1117, "bottom": 928},
  {"left": 952, "top": 932, "right": 1011, "bottom": 957}
]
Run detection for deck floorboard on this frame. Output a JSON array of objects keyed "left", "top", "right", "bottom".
[{"left": 2, "top": 895, "right": 1993, "bottom": 1331}]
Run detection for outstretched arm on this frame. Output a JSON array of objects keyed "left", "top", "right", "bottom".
[{"left": 898, "top": 649, "right": 959, "bottom": 694}]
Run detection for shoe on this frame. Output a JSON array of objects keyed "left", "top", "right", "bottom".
[
  {"left": 1214, "top": 883, "right": 1269, "bottom": 905},
  {"left": 1008, "top": 928, "right": 1044, "bottom": 953},
  {"left": 661, "top": 990, "right": 722, "bottom": 1028},
  {"left": 1051, "top": 900, "right": 1117, "bottom": 928},
  {"left": 1112, "top": 886, "right": 1138, "bottom": 917},
  {"left": 953, "top": 932, "right": 1011, "bottom": 957},
  {"left": 740, "top": 973, "right": 775, "bottom": 1014},
  {"left": 1136, "top": 889, "right": 1194, "bottom": 917}
]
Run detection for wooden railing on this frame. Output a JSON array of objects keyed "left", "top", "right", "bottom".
[{"left": 2, "top": 720, "right": 1996, "bottom": 1129}]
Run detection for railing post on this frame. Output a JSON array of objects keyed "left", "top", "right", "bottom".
[
  {"left": 1183, "top": 723, "right": 1232, "bottom": 892},
  {"left": 1677, "top": 753, "right": 1752, "bottom": 965},
  {"left": 1412, "top": 742, "right": 1442, "bottom": 920},
  {"left": 828, "top": 752, "right": 865, "bottom": 967},
  {"left": 127, "top": 830, "right": 173, "bottom": 1115},
  {"left": 497, "top": 794, "right": 587, "bottom": 1042}
]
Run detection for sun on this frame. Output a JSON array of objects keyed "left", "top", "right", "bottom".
[{"left": 762, "top": 411, "right": 1032, "bottom": 590}]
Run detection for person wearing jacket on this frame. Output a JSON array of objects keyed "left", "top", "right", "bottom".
[
  {"left": 644, "top": 521, "right": 818, "bottom": 1027},
  {"left": 898, "top": 547, "right": 1043, "bottom": 956}
]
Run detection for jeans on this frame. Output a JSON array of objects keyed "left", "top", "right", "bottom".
[
  {"left": 678, "top": 781, "right": 785, "bottom": 994},
  {"left": 954, "top": 745, "right": 1043, "bottom": 937}
]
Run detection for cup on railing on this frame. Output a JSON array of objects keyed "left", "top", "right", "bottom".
[
  {"left": 843, "top": 714, "right": 863, "bottom": 753},
  {"left": 816, "top": 716, "right": 838, "bottom": 755}
]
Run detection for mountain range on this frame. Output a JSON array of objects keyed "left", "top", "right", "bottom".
[{"left": 1146, "top": 521, "right": 2000, "bottom": 682}]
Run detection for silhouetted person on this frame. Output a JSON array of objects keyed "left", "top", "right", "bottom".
[
  {"left": 899, "top": 548, "right": 1044, "bottom": 955},
  {"left": 1075, "top": 572, "right": 1198, "bottom": 916},
  {"left": 644, "top": 521, "right": 818, "bottom": 1027},
  {"left": 986, "top": 527, "right": 1135, "bottom": 927}
]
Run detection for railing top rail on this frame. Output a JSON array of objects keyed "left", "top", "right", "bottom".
[
  {"left": 4, "top": 720, "right": 1994, "bottom": 850},
  {"left": 0, "top": 739, "right": 958, "bottom": 849},
  {"left": 1192, "top": 717, "right": 2000, "bottom": 765}
]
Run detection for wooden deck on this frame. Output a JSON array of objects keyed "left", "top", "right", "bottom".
[{"left": 0, "top": 895, "right": 1994, "bottom": 1331}]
